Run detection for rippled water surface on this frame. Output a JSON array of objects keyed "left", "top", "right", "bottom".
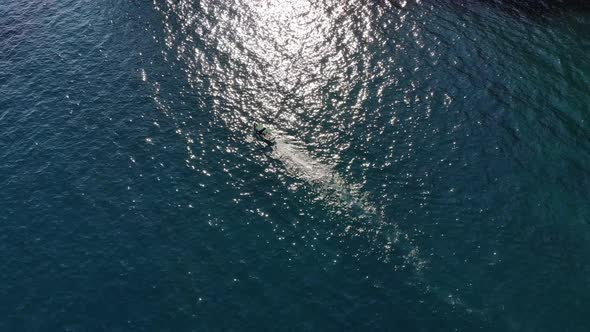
[{"left": 1, "top": 0, "right": 590, "bottom": 330}]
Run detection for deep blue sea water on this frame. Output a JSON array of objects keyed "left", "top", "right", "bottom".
[{"left": 1, "top": 0, "right": 590, "bottom": 331}]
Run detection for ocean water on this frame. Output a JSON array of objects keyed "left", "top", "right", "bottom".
[{"left": 1, "top": 0, "right": 589, "bottom": 330}]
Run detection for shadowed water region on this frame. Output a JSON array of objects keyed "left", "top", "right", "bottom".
[{"left": 1, "top": 0, "right": 589, "bottom": 330}]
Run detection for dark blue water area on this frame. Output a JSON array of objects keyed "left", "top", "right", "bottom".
[{"left": 1, "top": 0, "right": 590, "bottom": 331}]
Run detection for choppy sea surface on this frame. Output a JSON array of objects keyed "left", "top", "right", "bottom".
[{"left": 1, "top": 0, "right": 590, "bottom": 330}]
